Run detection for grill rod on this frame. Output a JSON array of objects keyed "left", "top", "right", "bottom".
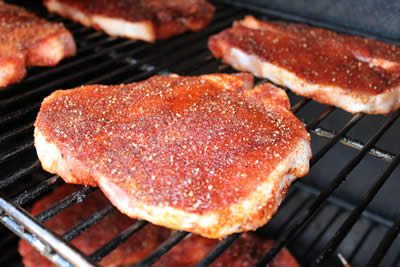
[
  {"left": 256, "top": 111, "right": 400, "bottom": 266},
  {"left": 313, "top": 151, "right": 400, "bottom": 266},
  {"left": 0, "top": 8, "right": 239, "bottom": 109},
  {"left": 0, "top": 194, "right": 95, "bottom": 267},
  {"left": 194, "top": 98, "right": 335, "bottom": 267},
  {"left": 132, "top": 231, "right": 190, "bottom": 267},
  {"left": 369, "top": 214, "right": 400, "bottom": 266},
  {"left": 1, "top": 2, "right": 399, "bottom": 265}
]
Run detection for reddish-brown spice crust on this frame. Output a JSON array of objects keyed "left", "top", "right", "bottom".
[
  {"left": 26, "top": 30, "right": 76, "bottom": 66},
  {"left": 154, "top": 234, "right": 300, "bottom": 267},
  {"left": 35, "top": 74, "right": 308, "bottom": 214},
  {"left": 43, "top": 0, "right": 215, "bottom": 39},
  {"left": 0, "top": 1, "right": 76, "bottom": 87},
  {"left": 18, "top": 185, "right": 170, "bottom": 267},
  {"left": 209, "top": 16, "right": 400, "bottom": 95}
]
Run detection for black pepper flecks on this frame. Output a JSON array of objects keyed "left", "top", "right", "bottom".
[
  {"left": 35, "top": 74, "right": 308, "bottom": 214},
  {"left": 209, "top": 16, "right": 400, "bottom": 95}
]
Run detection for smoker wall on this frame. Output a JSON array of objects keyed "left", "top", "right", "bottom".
[{"left": 222, "top": 0, "right": 400, "bottom": 41}]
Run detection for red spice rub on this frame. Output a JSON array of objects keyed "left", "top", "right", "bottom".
[
  {"left": 34, "top": 73, "right": 310, "bottom": 238},
  {"left": 209, "top": 16, "right": 400, "bottom": 114},
  {"left": 18, "top": 185, "right": 169, "bottom": 267},
  {"left": 209, "top": 16, "right": 400, "bottom": 95},
  {"left": 155, "top": 234, "right": 300, "bottom": 267},
  {"left": 44, "top": 0, "right": 215, "bottom": 41},
  {"left": 0, "top": 1, "right": 75, "bottom": 87}
]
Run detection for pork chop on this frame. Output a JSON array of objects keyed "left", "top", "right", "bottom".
[
  {"left": 209, "top": 16, "right": 400, "bottom": 114},
  {"left": 18, "top": 184, "right": 169, "bottom": 267},
  {"left": 0, "top": 1, "right": 76, "bottom": 88},
  {"left": 43, "top": 0, "right": 215, "bottom": 42},
  {"left": 34, "top": 73, "right": 311, "bottom": 238},
  {"left": 155, "top": 234, "right": 299, "bottom": 267}
]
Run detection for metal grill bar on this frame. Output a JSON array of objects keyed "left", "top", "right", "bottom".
[
  {"left": 291, "top": 99, "right": 310, "bottom": 113},
  {"left": 0, "top": 43, "right": 136, "bottom": 109},
  {"left": 18, "top": 39, "right": 134, "bottom": 85},
  {"left": 305, "top": 107, "right": 335, "bottom": 130},
  {"left": 13, "top": 175, "right": 59, "bottom": 206},
  {"left": 0, "top": 141, "right": 33, "bottom": 165},
  {"left": 301, "top": 209, "right": 343, "bottom": 259},
  {"left": 294, "top": 182, "right": 393, "bottom": 228},
  {"left": 195, "top": 234, "right": 240, "bottom": 267},
  {"left": 275, "top": 194, "right": 313, "bottom": 234},
  {"left": 314, "top": 152, "right": 400, "bottom": 266},
  {"left": 36, "top": 187, "right": 97, "bottom": 222},
  {"left": 90, "top": 220, "right": 147, "bottom": 262},
  {"left": 0, "top": 2, "right": 399, "bottom": 267},
  {"left": 0, "top": 9, "right": 242, "bottom": 131},
  {"left": 3, "top": 69, "right": 376, "bottom": 267},
  {"left": 0, "top": 8, "right": 239, "bottom": 110},
  {"left": 256, "top": 111, "right": 400, "bottom": 266},
  {"left": 4, "top": 58, "right": 125, "bottom": 107},
  {"left": 0, "top": 26, "right": 393, "bottom": 166},
  {"left": 0, "top": 123, "right": 33, "bottom": 144},
  {"left": 63, "top": 205, "right": 114, "bottom": 241},
  {"left": 0, "top": 161, "right": 40, "bottom": 189},
  {"left": 0, "top": 103, "right": 38, "bottom": 126},
  {"left": 310, "top": 114, "right": 364, "bottom": 166},
  {"left": 347, "top": 223, "right": 376, "bottom": 262},
  {"left": 0, "top": 12, "right": 244, "bottom": 195},
  {"left": 311, "top": 127, "right": 396, "bottom": 162},
  {"left": 0, "top": 29, "right": 248, "bottom": 266},
  {"left": 368, "top": 217, "right": 400, "bottom": 266},
  {"left": 1, "top": 41, "right": 124, "bottom": 98},
  {"left": 0, "top": 193, "right": 95, "bottom": 267},
  {"left": 191, "top": 101, "right": 336, "bottom": 267},
  {"left": 133, "top": 231, "right": 190, "bottom": 267}
]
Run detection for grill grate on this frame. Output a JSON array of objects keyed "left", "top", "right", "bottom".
[{"left": 1, "top": 1, "right": 400, "bottom": 267}]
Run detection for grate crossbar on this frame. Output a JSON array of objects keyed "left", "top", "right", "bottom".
[
  {"left": 133, "top": 231, "right": 190, "bottom": 267},
  {"left": 62, "top": 205, "right": 115, "bottom": 242},
  {"left": 313, "top": 152, "right": 400, "bottom": 266},
  {"left": 0, "top": 2, "right": 399, "bottom": 267},
  {"left": 90, "top": 220, "right": 147, "bottom": 263},
  {"left": 256, "top": 111, "right": 400, "bottom": 266}
]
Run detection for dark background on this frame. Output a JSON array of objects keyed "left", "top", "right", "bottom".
[{"left": 221, "top": 0, "right": 400, "bottom": 42}]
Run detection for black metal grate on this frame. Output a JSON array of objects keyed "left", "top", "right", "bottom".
[{"left": 1, "top": 1, "right": 400, "bottom": 266}]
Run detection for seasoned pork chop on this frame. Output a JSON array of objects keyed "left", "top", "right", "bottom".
[
  {"left": 19, "top": 185, "right": 169, "bottom": 267},
  {"left": 43, "top": 0, "right": 215, "bottom": 42},
  {"left": 34, "top": 73, "right": 311, "bottom": 238},
  {"left": 0, "top": 1, "right": 76, "bottom": 88},
  {"left": 209, "top": 16, "right": 400, "bottom": 114},
  {"left": 155, "top": 234, "right": 299, "bottom": 267}
]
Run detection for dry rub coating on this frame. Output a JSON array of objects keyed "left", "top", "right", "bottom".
[
  {"left": 0, "top": 1, "right": 75, "bottom": 88},
  {"left": 43, "top": 0, "right": 215, "bottom": 42},
  {"left": 18, "top": 185, "right": 169, "bottom": 267},
  {"left": 34, "top": 73, "right": 311, "bottom": 238},
  {"left": 209, "top": 16, "right": 400, "bottom": 114},
  {"left": 155, "top": 234, "right": 299, "bottom": 267}
]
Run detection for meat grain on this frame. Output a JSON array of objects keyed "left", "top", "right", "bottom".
[
  {"left": 209, "top": 16, "right": 400, "bottom": 114},
  {"left": 0, "top": 1, "right": 75, "bottom": 87},
  {"left": 44, "top": 0, "right": 215, "bottom": 42},
  {"left": 19, "top": 185, "right": 169, "bottom": 267},
  {"left": 34, "top": 73, "right": 311, "bottom": 238}
]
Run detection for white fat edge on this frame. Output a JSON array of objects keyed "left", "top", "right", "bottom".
[
  {"left": 92, "top": 16, "right": 155, "bottom": 42},
  {"left": 229, "top": 47, "right": 400, "bottom": 114},
  {"left": 45, "top": 0, "right": 92, "bottom": 26}
]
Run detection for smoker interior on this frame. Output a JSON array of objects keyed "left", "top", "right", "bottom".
[{"left": 1, "top": 1, "right": 400, "bottom": 266}]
